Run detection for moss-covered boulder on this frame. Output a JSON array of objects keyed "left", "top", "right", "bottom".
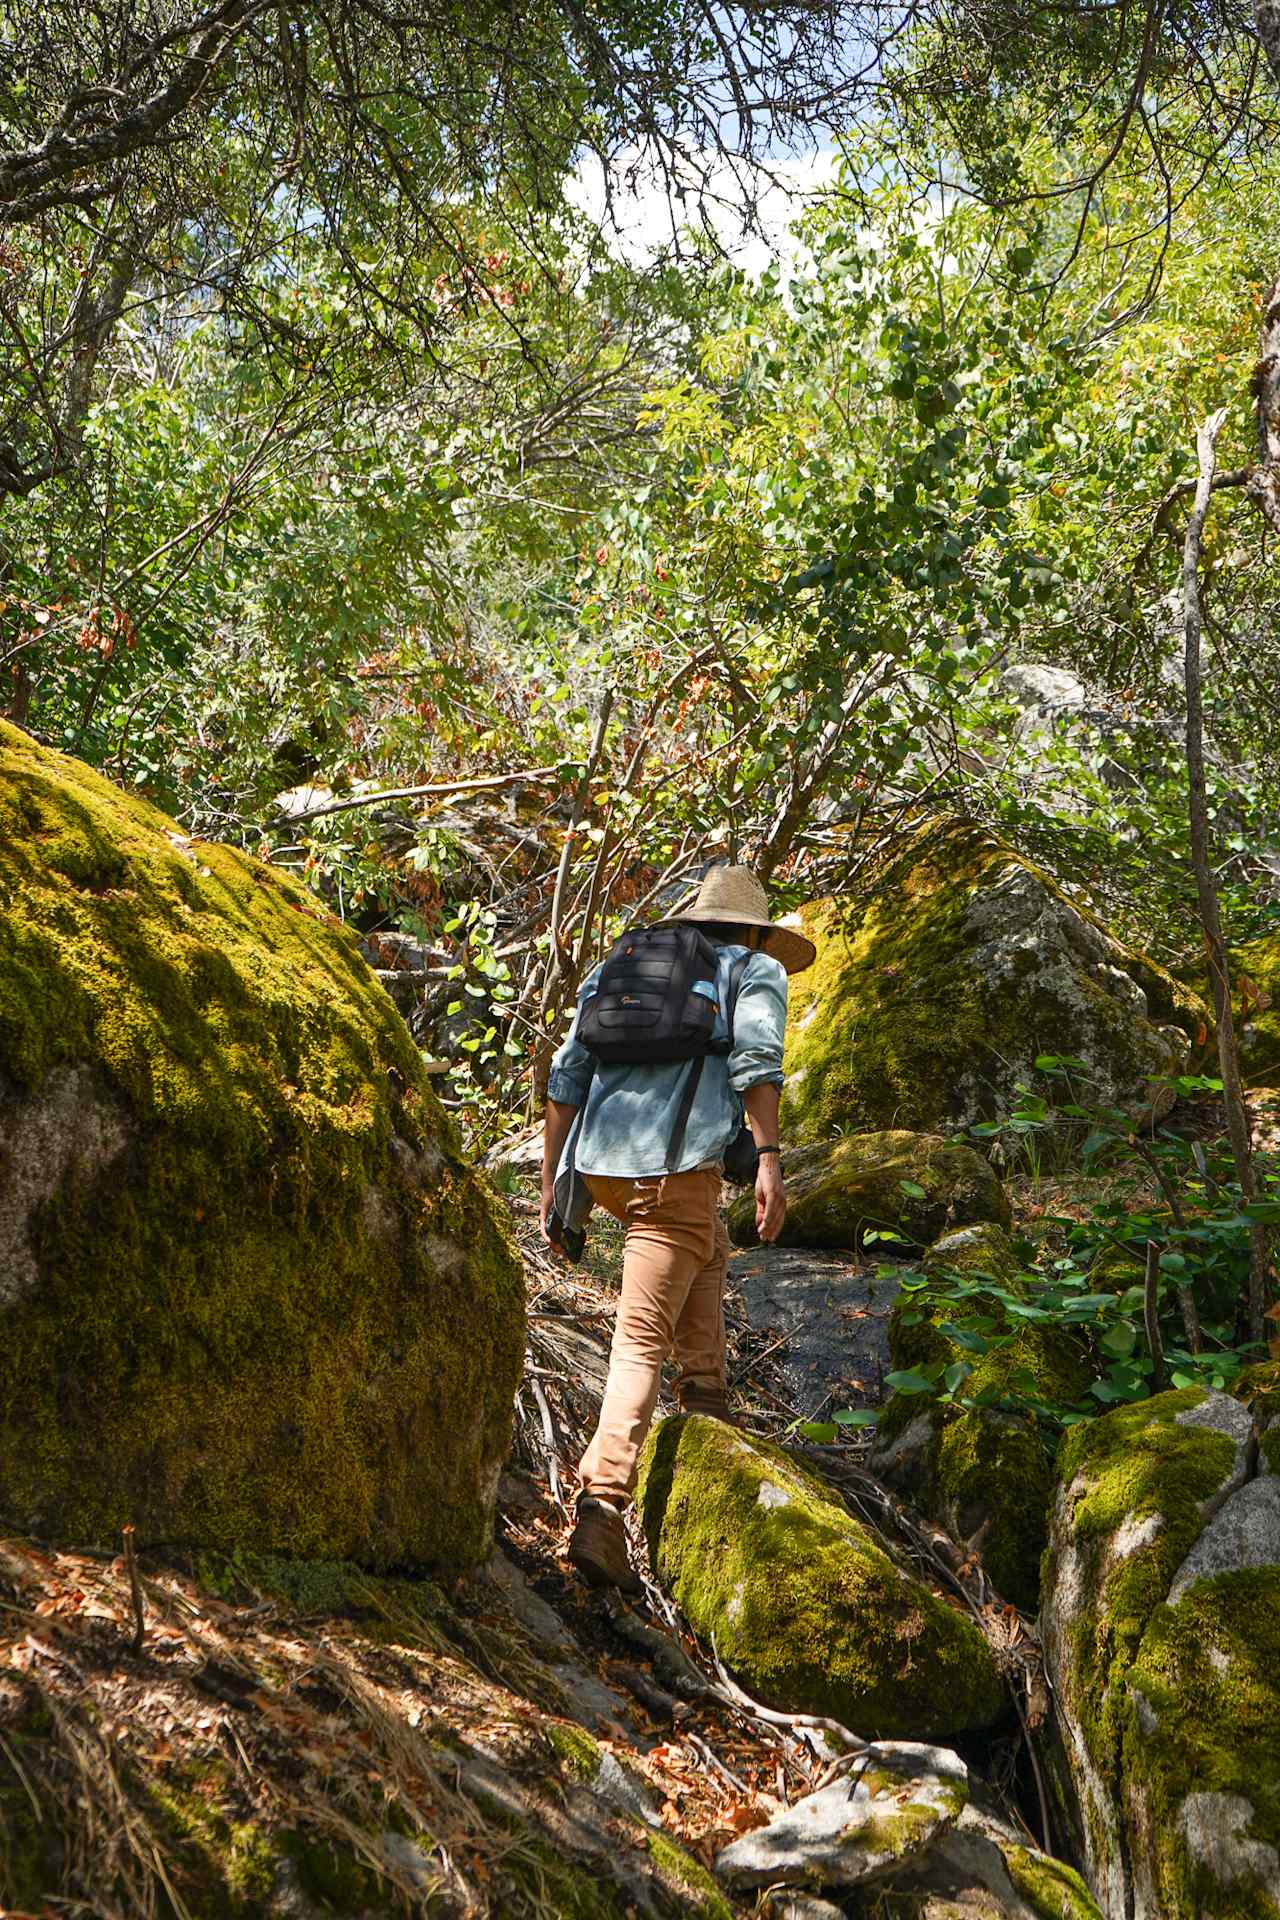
[
  {"left": 727, "top": 1131, "right": 1010, "bottom": 1251},
  {"left": 868, "top": 1224, "right": 1090, "bottom": 1611},
  {"left": 0, "top": 719, "right": 523, "bottom": 1569},
  {"left": 1230, "top": 935, "right": 1280, "bottom": 1081},
  {"left": 637, "top": 1415, "right": 1005, "bottom": 1742},
  {"left": 781, "top": 818, "right": 1206, "bottom": 1141},
  {"left": 882, "top": 1799, "right": 1104, "bottom": 1919},
  {"left": 1087, "top": 1243, "right": 1147, "bottom": 1292},
  {"left": 1236, "top": 1362, "right": 1280, "bottom": 1475},
  {"left": 1042, "top": 1388, "right": 1280, "bottom": 1920}
]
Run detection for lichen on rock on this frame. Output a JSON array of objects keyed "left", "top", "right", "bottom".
[
  {"left": 636, "top": 1415, "right": 1005, "bottom": 1742},
  {"left": 780, "top": 817, "right": 1205, "bottom": 1142},
  {"left": 714, "top": 1741, "right": 969, "bottom": 1893},
  {"left": 1001, "top": 1841, "right": 1103, "bottom": 1919},
  {"left": 1042, "top": 1387, "right": 1280, "bottom": 1920},
  {"left": 0, "top": 718, "right": 523, "bottom": 1570},
  {"left": 727, "top": 1131, "right": 1010, "bottom": 1251}
]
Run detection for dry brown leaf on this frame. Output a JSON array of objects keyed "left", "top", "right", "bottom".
[{"left": 723, "top": 1800, "right": 769, "bottom": 1834}]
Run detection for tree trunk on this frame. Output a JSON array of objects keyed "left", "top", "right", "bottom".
[{"left": 1183, "top": 409, "right": 1269, "bottom": 1345}]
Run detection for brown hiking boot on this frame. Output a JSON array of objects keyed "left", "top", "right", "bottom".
[
  {"left": 676, "top": 1381, "right": 739, "bottom": 1425},
  {"left": 568, "top": 1497, "right": 642, "bottom": 1594}
]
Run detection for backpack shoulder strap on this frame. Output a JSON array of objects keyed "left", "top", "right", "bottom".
[
  {"left": 664, "top": 1054, "right": 705, "bottom": 1172},
  {"left": 666, "top": 949, "right": 752, "bottom": 1171}
]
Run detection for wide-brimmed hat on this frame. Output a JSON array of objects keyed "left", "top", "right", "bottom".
[{"left": 662, "top": 864, "right": 816, "bottom": 975}]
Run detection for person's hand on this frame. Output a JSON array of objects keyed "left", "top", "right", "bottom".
[
  {"left": 539, "top": 1177, "right": 556, "bottom": 1245},
  {"left": 755, "top": 1154, "right": 786, "bottom": 1243}
]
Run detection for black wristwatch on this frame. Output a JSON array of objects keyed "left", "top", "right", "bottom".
[{"left": 757, "top": 1144, "right": 782, "bottom": 1156}]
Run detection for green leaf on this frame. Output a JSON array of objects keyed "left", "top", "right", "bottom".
[
  {"left": 884, "top": 1369, "right": 937, "bottom": 1395},
  {"left": 936, "top": 1321, "right": 992, "bottom": 1354}
]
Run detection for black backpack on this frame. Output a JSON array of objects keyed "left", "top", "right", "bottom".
[
  {"left": 577, "top": 924, "right": 723, "bottom": 1064},
  {"left": 576, "top": 925, "right": 757, "bottom": 1179}
]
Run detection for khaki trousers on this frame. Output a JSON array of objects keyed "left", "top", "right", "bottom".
[{"left": 577, "top": 1166, "right": 729, "bottom": 1505}]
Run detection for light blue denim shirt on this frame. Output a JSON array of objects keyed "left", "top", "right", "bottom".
[{"left": 548, "top": 943, "right": 788, "bottom": 1199}]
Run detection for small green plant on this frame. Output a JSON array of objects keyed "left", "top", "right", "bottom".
[{"left": 804, "top": 1057, "right": 1276, "bottom": 1439}]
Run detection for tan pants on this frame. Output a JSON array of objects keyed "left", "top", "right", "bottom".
[{"left": 577, "top": 1167, "right": 729, "bottom": 1505}]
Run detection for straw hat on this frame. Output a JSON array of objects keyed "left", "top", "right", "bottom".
[{"left": 663, "top": 864, "right": 816, "bottom": 975}]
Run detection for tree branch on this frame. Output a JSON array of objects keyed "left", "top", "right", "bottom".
[
  {"left": 0, "top": 0, "right": 266, "bottom": 219},
  {"left": 270, "top": 766, "right": 565, "bottom": 827},
  {"left": 1134, "top": 465, "right": 1250, "bottom": 573}
]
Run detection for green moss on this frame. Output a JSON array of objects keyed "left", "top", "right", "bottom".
[
  {"left": 1046, "top": 1389, "right": 1264, "bottom": 1909},
  {"left": 1088, "top": 1245, "right": 1147, "bottom": 1292},
  {"left": 0, "top": 1774, "right": 59, "bottom": 1911},
  {"left": 781, "top": 817, "right": 1206, "bottom": 1140},
  {"left": 923, "top": 1221, "right": 1022, "bottom": 1285},
  {"left": 1233, "top": 934, "right": 1280, "bottom": 1079},
  {"left": 637, "top": 1415, "right": 1005, "bottom": 1741},
  {"left": 0, "top": 718, "right": 523, "bottom": 1570},
  {"left": 643, "top": 1828, "right": 734, "bottom": 1920},
  {"left": 1060, "top": 1388, "right": 1231, "bottom": 1695},
  {"left": 141, "top": 1765, "right": 287, "bottom": 1918},
  {"left": 546, "top": 1723, "right": 603, "bottom": 1784},
  {"left": 934, "top": 1410, "right": 1057, "bottom": 1610},
  {"left": 224, "top": 1824, "right": 276, "bottom": 1902},
  {"left": 856, "top": 1801, "right": 947, "bottom": 1859},
  {"left": 873, "top": 1231, "right": 1088, "bottom": 1609},
  {"left": 727, "top": 1130, "right": 1010, "bottom": 1251},
  {"left": 283, "top": 1830, "right": 394, "bottom": 1913},
  {"left": 1003, "top": 1843, "right": 1102, "bottom": 1919},
  {"left": 499, "top": 1834, "right": 629, "bottom": 1919},
  {"left": 1234, "top": 1363, "right": 1280, "bottom": 1475},
  {"left": 203, "top": 1549, "right": 452, "bottom": 1626},
  {"left": 1122, "top": 1568, "right": 1280, "bottom": 1920},
  {"left": 1235, "top": 1361, "right": 1280, "bottom": 1425}
]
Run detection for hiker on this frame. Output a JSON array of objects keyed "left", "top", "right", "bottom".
[{"left": 539, "top": 864, "right": 816, "bottom": 1592}]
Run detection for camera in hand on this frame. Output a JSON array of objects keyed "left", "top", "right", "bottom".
[{"left": 547, "top": 1208, "right": 586, "bottom": 1262}]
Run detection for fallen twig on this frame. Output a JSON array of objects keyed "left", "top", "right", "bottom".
[
  {"left": 1011, "top": 1679, "right": 1054, "bottom": 1856},
  {"left": 1145, "top": 1239, "right": 1168, "bottom": 1393},
  {"left": 813, "top": 1749, "right": 871, "bottom": 1792},
  {"left": 0, "top": 1727, "right": 43, "bottom": 1823},
  {"left": 529, "top": 1373, "right": 566, "bottom": 1510},
  {"left": 610, "top": 1661, "right": 686, "bottom": 1722},
  {"left": 604, "top": 1599, "right": 712, "bottom": 1700},
  {"left": 709, "top": 1638, "right": 874, "bottom": 1757},
  {"left": 685, "top": 1730, "right": 749, "bottom": 1796},
  {"left": 122, "top": 1524, "right": 145, "bottom": 1655}
]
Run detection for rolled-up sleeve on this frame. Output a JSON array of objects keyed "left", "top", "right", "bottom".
[
  {"left": 546, "top": 967, "right": 602, "bottom": 1107},
  {"left": 728, "top": 951, "right": 788, "bottom": 1091}
]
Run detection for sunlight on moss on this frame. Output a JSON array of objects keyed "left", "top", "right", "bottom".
[{"left": 0, "top": 717, "right": 523, "bottom": 1569}]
